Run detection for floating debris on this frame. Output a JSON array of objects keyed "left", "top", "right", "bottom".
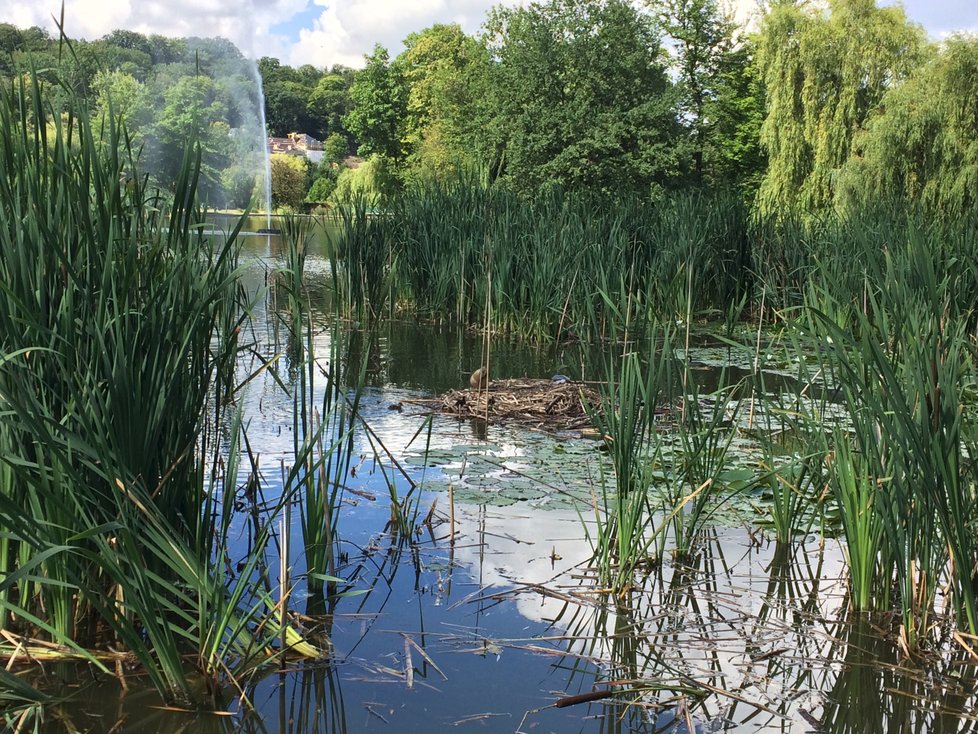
[{"left": 413, "top": 378, "right": 601, "bottom": 432}]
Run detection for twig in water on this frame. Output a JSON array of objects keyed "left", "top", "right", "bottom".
[{"left": 553, "top": 689, "right": 616, "bottom": 708}]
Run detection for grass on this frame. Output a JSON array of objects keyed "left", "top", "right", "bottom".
[
  {"left": 333, "top": 171, "right": 978, "bottom": 647},
  {"left": 6, "top": 53, "right": 978, "bottom": 731}
]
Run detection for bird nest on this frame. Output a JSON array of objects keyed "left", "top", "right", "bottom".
[{"left": 419, "top": 378, "right": 601, "bottom": 432}]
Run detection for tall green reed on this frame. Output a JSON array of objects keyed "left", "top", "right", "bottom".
[
  {"left": 329, "top": 194, "right": 395, "bottom": 322},
  {"left": 584, "top": 285, "right": 680, "bottom": 591},
  {"left": 668, "top": 372, "right": 743, "bottom": 560},
  {"left": 0, "top": 70, "right": 317, "bottom": 705},
  {"left": 805, "top": 225, "right": 978, "bottom": 642},
  {"left": 329, "top": 176, "right": 751, "bottom": 341}
]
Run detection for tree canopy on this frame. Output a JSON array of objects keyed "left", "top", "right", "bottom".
[
  {"left": 755, "top": 0, "right": 925, "bottom": 217},
  {"left": 481, "top": 0, "right": 682, "bottom": 195},
  {"left": 0, "top": 0, "right": 971, "bottom": 215}
]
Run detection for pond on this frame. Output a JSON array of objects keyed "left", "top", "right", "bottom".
[{"left": 38, "top": 235, "right": 978, "bottom": 733}]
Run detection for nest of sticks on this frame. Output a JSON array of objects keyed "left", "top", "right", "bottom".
[{"left": 424, "top": 378, "right": 601, "bottom": 432}]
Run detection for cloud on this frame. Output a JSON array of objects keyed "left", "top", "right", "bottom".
[
  {"left": 0, "top": 0, "right": 509, "bottom": 67},
  {"left": 1, "top": 0, "right": 970, "bottom": 72},
  {"left": 287, "top": 0, "right": 770, "bottom": 69},
  {"left": 0, "top": 0, "right": 306, "bottom": 60},
  {"left": 287, "top": 0, "right": 513, "bottom": 68}
]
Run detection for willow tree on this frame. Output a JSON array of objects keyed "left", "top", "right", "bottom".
[
  {"left": 755, "top": 0, "right": 924, "bottom": 218},
  {"left": 836, "top": 35, "right": 978, "bottom": 217}
]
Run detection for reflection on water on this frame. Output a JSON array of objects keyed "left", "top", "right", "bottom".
[{"left": 39, "top": 246, "right": 978, "bottom": 733}]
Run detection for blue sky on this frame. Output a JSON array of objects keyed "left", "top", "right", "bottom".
[
  {"left": 882, "top": 0, "right": 976, "bottom": 38},
  {"left": 0, "top": 0, "right": 974, "bottom": 68}
]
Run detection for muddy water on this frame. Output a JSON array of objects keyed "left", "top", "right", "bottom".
[{"left": 41, "top": 241, "right": 978, "bottom": 733}]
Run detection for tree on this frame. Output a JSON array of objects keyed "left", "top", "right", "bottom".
[
  {"left": 397, "top": 24, "right": 490, "bottom": 179},
  {"left": 482, "top": 0, "right": 682, "bottom": 195},
  {"left": 306, "top": 175, "right": 336, "bottom": 204},
  {"left": 91, "top": 37, "right": 153, "bottom": 80},
  {"left": 264, "top": 80, "right": 310, "bottom": 135},
  {"left": 836, "top": 35, "right": 978, "bottom": 216},
  {"left": 306, "top": 73, "right": 351, "bottom": 140},
  {"left": 146, "top": 75, "right": 231, "bottom": 200},
  {"left": 91, "top": 69, "right": 149, "bottom": 129},
  {"left": 306, "top": 134, "right": 351, "bottom": 205},
  {"left": 147, "top": 34, "right": 187, "bottom": 65},
  {"left": 257, "top": 56, "right": 323, "bottom": 136},
  {"left": 270, "top": 153, "right": 311, "bottom": 209},
  {"left": 658, "top": 0, "right": 735, "bottom": 183},
  {"left": 343, "top": 45, "right": 407, "bottom": 161},
  {"left": 705, "top": 40, "right": 766, "bottom": 194},
  {"left": 100, "top": 29, "right": 152, "bottom": 55},
  {"left": 755, "top": 0, "right": 925, "bottom": 217},
  {"left": 323, "top": 132, "right": 349, "bottom": 165}
]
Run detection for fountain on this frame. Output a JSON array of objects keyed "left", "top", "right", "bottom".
[{"left": 249, "top": 59, "right": 278, "bottom": 234}]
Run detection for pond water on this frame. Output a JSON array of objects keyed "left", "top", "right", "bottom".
[{"left": 39, "top": 234, "right": 978, "bottom": 733}]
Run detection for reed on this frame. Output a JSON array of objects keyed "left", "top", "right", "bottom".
[
  {"left": 329, "top": 194, "right": 396, "bottom": 322},
  {"left": 668, "top": 371, "right": 743, "bottom": 560},
  {"left": 805, "top": 225, "right": 978, "bottom": 641},
  {"left": 0, "top": 70, "right": 316, "bottom": 705},
  {"left": 327, "top": 175, "right": 752, "bottom": 341},
  {"left": 582, "top": 283, "right": 683, "bottom": 591}
]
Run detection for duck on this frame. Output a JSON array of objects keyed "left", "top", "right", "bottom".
[{"left": 469, "top": 367, "right": 488, "bottom": 390}]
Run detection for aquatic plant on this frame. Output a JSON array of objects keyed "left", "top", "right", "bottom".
[
  {"left": 329, "top": 193, "right": 396, "bottom": 322},
  {"left": 328, "top": 176, "right": 751, "bottom": 341},
  {"left": 0, "top": 70, "right": 316, "bottom": 705},
  {"left": 668, "top": 372, "right": 744, "bottom": 559},
  {"left": 806, "top": 226, "right": 978, "bottom": 642}
]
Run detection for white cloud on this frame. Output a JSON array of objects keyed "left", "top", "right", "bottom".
[
  {"left": 288, "top": 0, "right": 511, "bottom": 68},
  {"left": 287, "top": 0, "right": 771, "bottom": 69},
  {"left": 0, "top": 0, "right": 306, "bottom": 60},
  {"left": 1, "top": 0, "right": 971, "bottom": 71}
]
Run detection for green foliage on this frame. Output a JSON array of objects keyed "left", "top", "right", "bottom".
[
  {"left": 836, "top": 35, "right": 978, "bottom": 216},
  {"left": 397, "top": 24, "right": 490, "bottom": 180},
  {"left": 144, "top": 74, "right": 232, "bottom": 201},
  {"left": 343, "top": 45, "right": 407, "bottom": 161},
  {"left": 659, "top": 0, "right": 735, "bottom": 183},
  {"left": 702, "top": 41, "right": 766, "bottom": 194},
  {"left": 755, "top": 0, "right": 925, "bottom": 218},
  {"left": 0, "top": 71, "right": 323, "bottom": 702},
  {"left": 270, "top": 152, "right": 311, "bottom": 209},
  {"left": 221, "top": 162, "right": 260, "bottom": 209},
  {"left": 323, "top": 131, "right": 349, "bottom": 164},
  {"left": 91, "top": 69, "right": 149, "bottom": 129},
  {"left": 332, "top": 155, "right": 399, "bottom": 205},
  {"left": 331, "top": 175, "right": 749, "bottom": 337},
  {"left": 588, "top": 337, "right": 677, "bottom": 591},
  {"left": 1, "top": 29, "right": 270, "bottom": 205},
  {"left": 307, "top": 73, "right": 352, "bottom": 141},
  {"left": 306, "top": 175, "right": 336, "bottom": 204},
  {"left": 482, "top": 0, "right": 683, "bottom": 195}
]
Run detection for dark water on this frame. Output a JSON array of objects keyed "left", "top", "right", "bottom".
[{"left": 36, "top": 241, "right": 978, "bottom": 733}]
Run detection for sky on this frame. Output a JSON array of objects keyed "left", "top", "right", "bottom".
[{"left": 0, "top": 0, "right": 974, "bottom": 69}]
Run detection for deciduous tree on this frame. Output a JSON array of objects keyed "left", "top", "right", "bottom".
[
  {"left": 755, "top": 0, "right": 924, "bottom": 217},
  {"left": 397, "top": 24, "right": 490, "bottom": 179},
  {"left": 482, "top": 0, "right": 682, "bottom": 195},
  {"left": 270, "top": 153, "right": 311, "bottom": 209},
  {"left": 836, "top": 35, "right": 978, "bottom": 216},
  {"left": 343, "top": 45, "right": 407, "bottom": 161},
  {"left": 658, "top": 0, "right": 734, "bottom": 183}
]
